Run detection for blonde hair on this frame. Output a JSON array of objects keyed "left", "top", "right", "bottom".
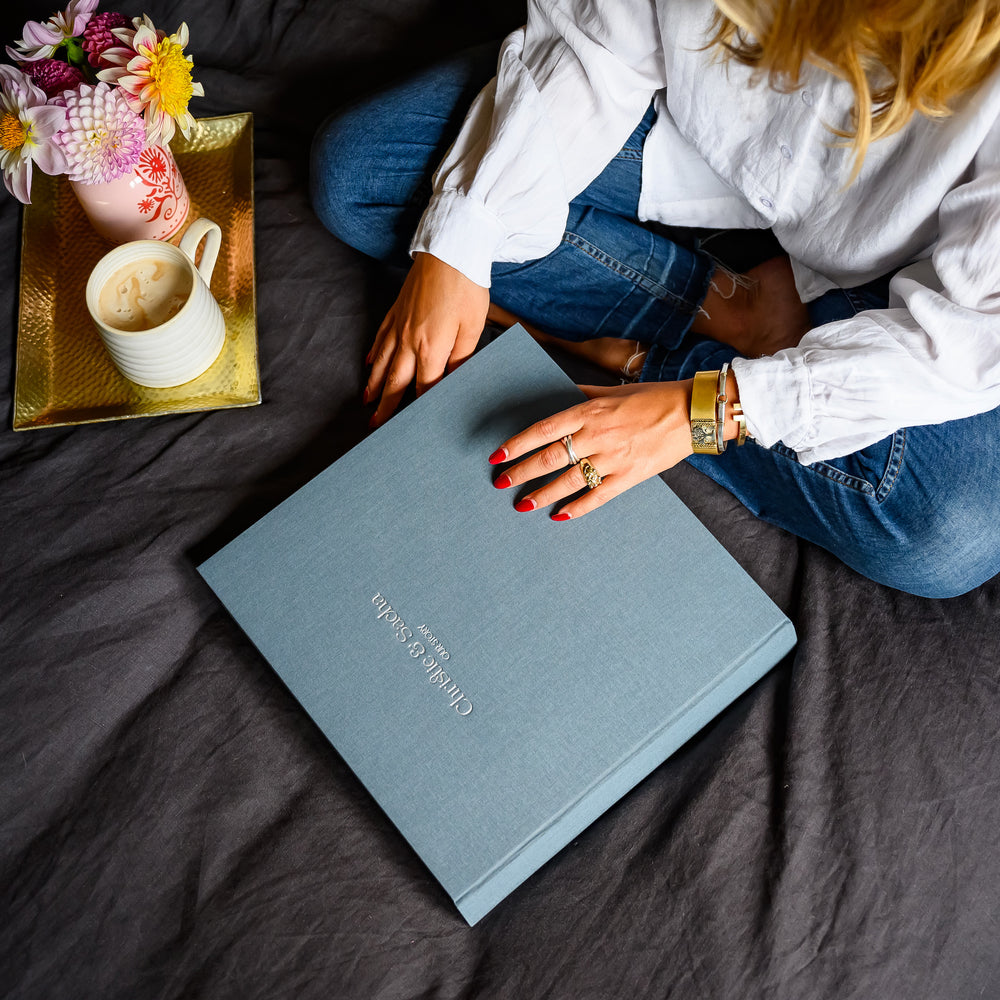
[{"left": 709, "top": 0, "right": 1000, "bottom": 177}]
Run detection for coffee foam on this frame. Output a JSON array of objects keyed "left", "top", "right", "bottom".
[{"left": 98, "top": 257, "right": 192, "bottom": 332}]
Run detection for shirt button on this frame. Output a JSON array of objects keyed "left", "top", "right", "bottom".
[
  {"left": 780, "top": 144, "right": 793, "bottom": 159},
  {"left": 760, "top": 196, "right": 774, "bottom": 209},
  {"left": 801, "top": 90, "right": 814, "bottom": 106}
]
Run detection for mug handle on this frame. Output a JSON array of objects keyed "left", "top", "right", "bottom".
[{"left": 179, "top": 218, "right": 222, "bottom": 285}]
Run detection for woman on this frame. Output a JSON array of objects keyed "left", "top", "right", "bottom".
[{"left": 311, "top": 0, "right": 1000, "bottom": 598}]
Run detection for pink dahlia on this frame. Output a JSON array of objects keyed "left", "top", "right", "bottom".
[
  {"left": 82, "top": 10, "right": 129, "bottom": 69},
  {"left": 23, "top": 58, "right": 86, "bottom": 98},
  {"left": 53, "top": 82, "right": 145, "bottom": 184},
  {"left": 6, "top": 0, "right": 99, "bottom": 63}
]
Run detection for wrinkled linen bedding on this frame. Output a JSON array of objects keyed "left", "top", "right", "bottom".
[{"left": 2, "top": 2, "right": 998, "bottom": 998}]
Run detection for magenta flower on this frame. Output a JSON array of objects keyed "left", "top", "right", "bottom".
[
  {"left": 0, "top": 65, "right": 67, "bottom": 203},
  {"left": 6, "top": 0, "right": 99, "bottom": 63},
  {"left": 53, "top": 81, "right": 145, "bottom": 185},
  {"left": 82, "top": 10, "right": 129, "bottom": 69},
  {"left": 23, "top": 57, "right": 86, "bottom": 98}
]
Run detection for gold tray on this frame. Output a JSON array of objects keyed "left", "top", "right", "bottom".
[{"left": 13, "top": 113, "right": 260, "bottom": 430}]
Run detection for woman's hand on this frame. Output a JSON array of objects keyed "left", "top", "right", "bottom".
[
  {"left": 489, "top": 380, "right": 697, "bottom": 519},
  {"left": 365, "top": 252, "right": 490, "bottom": 427}
]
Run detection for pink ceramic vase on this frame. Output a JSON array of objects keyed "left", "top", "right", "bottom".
[{"left": 70, "top": 143, "right": 191, "bottom": 244}]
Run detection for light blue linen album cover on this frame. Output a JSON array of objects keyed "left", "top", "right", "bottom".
[{"left": 198, "top": 326, "right": 796, "bottom": 924}]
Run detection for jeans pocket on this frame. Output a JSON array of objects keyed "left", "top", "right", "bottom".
[{"left": 770, "top": 430, "right": 906, "bottom": 502}]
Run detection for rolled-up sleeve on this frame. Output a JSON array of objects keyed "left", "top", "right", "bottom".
[
  {"left": 734, "top": 120, "right": 1000, "bottom": 465},
  {"left": 411, "top": 0, "right": 665, "bottom": 287}
]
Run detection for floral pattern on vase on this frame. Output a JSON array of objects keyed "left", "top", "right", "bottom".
[{"left": 69, "top": 142, "right": 191, "bottom": 244}]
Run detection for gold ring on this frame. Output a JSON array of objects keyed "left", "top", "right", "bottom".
[{"left": 578, "top": 458, "right": 603, "bottom": 489}]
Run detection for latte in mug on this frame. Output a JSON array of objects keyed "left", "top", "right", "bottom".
[
  {"left": 97, "top": 257, "right": 193, "bottom": 331},
  {"left": 85, "top": 218, "right": 226, "bottom": 388}
]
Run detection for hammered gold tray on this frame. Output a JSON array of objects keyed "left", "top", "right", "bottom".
[{"left": 13, "top": 113, "right": 259, "bottom": 430}]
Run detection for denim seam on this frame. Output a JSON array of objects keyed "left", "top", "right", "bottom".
[
  {"left": 594, "top": 282, "right": 650, "bottom": 340},
  {"left": 874, "top": 428, "right": 906, "bottom": 503},
  {"left": 648, "top": 255, "right": 712, "bottom": 349},
  {"left": 561, "top": 231, "right": 697, "bottom": 314},
  {"left": 626, "top": 232, "right": 664, "bottom": 335},
  {"left": 769, "top": 443, "right": 877, "bottom": 495},
  {"left": 843, "top": 287, "right": 868, "bottom": 313},
  {"left": 613, "top": 148, "right": 644, "bottom": 161},
  {"left": 680, "top": 251, "right": 711, "bottom": 317}
]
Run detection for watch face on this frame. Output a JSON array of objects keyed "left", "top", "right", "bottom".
[{"left": 691, "top": 421, "right": 716, "bottom": 450}]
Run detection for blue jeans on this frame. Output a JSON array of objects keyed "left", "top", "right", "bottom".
[{"left": 311, "top": 45, "right": 1000, "bottom": 598}]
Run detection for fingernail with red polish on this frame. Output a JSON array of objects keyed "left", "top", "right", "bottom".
[
  {"left": 365, "top": 350, "right": 373, "bottom": 365},
  {"left": 488, "top": 448, "right": 508, "bottom": 465},
  {"left": 514, "top": 498, "right": 536, "bottom": 513},
  {"left": 362, "top": 387, "right": 370, "bottom": 404},
  {"left": 494, "top": 473, "right": 512, "bottom": 490},
  {"left": 551, "top": 511, "right": 572, "bottom": 521}
]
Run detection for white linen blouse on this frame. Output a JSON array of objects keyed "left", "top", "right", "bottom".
[{"left": 410, "top": 0, "right": 1000, "bottom": 464}]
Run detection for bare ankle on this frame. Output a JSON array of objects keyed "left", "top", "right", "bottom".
[
  {"left": 693, "top": 266, "right": 757, "bottom": 350},
  {"left": 694, "top": 257, "right": 808, "bottom": 358}
]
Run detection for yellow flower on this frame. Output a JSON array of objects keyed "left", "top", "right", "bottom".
[
  {"left": 0, "top": 111, "right": 26, "bottom": 151},
  {"left": 97, "top": 15, "right": 204, "bottom": 145}
]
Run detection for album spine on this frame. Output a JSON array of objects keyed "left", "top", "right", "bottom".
[{"left": 453, "top": 617, "right": 797, "bottom": 924}]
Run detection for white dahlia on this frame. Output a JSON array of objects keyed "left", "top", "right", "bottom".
[
  {"left": 54, "top": 82, "right": 146, "bottom": 185},
  {"left": 6, "top": 0, "right": 99, "bottom": 63},
  {"left": 0, "top": 64, "right": 67, "bottom": 204}
]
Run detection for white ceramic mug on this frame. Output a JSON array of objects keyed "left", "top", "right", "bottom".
[{"left": 85, "top": 218, "right": 226, "bottom": 388}]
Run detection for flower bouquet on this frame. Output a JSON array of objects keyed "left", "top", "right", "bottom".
[{"left": 1, "top": 0, "right": 203, "bottom": 241}]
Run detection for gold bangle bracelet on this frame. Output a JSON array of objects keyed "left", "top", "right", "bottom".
[
  {"left": 733, "top": 402, "right": 748, "bottom": 446},
  {"left": 690, "top": 370, "right": 721, "bottom": 454}
]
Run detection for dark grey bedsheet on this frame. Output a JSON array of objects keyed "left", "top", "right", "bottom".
[{"left": 2, "top": 2, "right": 999, "bottom": 998}]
